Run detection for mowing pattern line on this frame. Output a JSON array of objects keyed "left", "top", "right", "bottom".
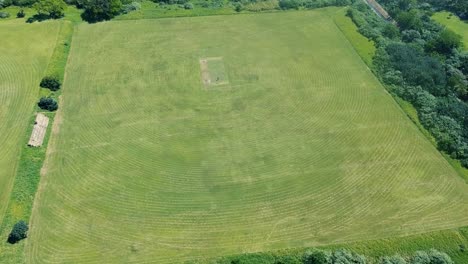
[{"left": 27, "top": 10, "right": 468, "bottom": 263}]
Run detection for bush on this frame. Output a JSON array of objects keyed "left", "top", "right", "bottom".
[
  {"left": 38, "top": 97, "right": 58, "bottom": 111},
  {"left": 278, "top": 0, "right": 301, "bottom": 9},
  {"left": 0, "top": 11, "right": 10, "bottom": 18},
  {"left": 81, "top": 0, "right": 123, "bottom": 22},
  {"left": 33, "top": 0, "right": 67, "bottom": 18},
  {"left": 17, "top": 9, "right": 25, "bottom": 17},
  {"left": 7, "top": 221, "right": 28, "bottom": 244},
  {"left": 122, "top": 1, "right": 140, "bottom": 13},
  {"left": 183, "top": 2, "right": 192, "bottom": 9},
  {"left": 40, "top": 76, "right": 61, "bottom": 91},
  {"left": 303, "top": 250, "right": 331, "bottom": 264}
]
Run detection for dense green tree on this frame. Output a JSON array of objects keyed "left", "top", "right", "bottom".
[
  {"left": 38, "top": 97, "right": 59, "bottom": 111},
  {"left": 426, "top": 29, "right": 463, "bottom": 55},
  {"left": 382, "top": 24, "right": 400, "bottom": 40},
  {"left": 303, "top": 250, "right": 331, "bottom": 264},
  {"left": 40, "top": 76, "right": 61, "bottom": 91},
  {"left": 81, "top": 0, "right": 122, "bottom": 22},
  {"left": 33, "top": 0, "right": 66, "bottom": 18},
  {"left": 396, "top": 9, "right": 422, "bottom": 31},
  {"left": 7, "top": 221, "right": 28, "bottom": 244}
]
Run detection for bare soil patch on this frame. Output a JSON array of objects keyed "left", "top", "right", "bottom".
[{"left": 28, "top": 113, "right": 49, "bottom": 147}]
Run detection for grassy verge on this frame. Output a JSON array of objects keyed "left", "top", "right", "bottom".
[
  {"left": 204, "top": 227, "right": 468, "bottom": 263},
  {"left": 330, "top": 7, "right": 376, "bottom": 67},
  {"left": 0, "top": 21, "right": 74, "bottom": 264}
]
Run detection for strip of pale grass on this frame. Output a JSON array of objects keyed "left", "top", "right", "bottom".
[{"left": 331, "top": 7, "right": 375, "bottom": 67}]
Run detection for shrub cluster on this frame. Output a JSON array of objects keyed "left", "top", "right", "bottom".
[
  {"left": 38, "top": 97, "right": 58, "bottom": 111},
  {"left": 40, "top": 76, "right": 61, "bottom": 91},
  {"left": 7, "top": 221, "right": 28, "bottom": 244},
  {"left": 0, "top": 11, "right": 10, "bottom": 18}
]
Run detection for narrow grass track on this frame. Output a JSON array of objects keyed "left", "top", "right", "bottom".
[
  {"left": 27, "top": 9, "right": 468, "bottom": 263},
  {"left": 0, "top": 20, "right": 60, "bottom": 224}
]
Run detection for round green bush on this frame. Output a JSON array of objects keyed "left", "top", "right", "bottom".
[
  {"left": 40, "top": 76, "right": 61, "bottom": 91},
  {"left": 38, "top": 97, "right": 59, "bottom": 111}
]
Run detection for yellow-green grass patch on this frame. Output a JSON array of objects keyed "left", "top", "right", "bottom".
[{"left": 331, "top": 7, "right": 376, "bottom": 66}]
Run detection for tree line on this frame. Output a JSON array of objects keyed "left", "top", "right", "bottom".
[{"left": 348, "top": 0, "right": 468, "bottom": 168}]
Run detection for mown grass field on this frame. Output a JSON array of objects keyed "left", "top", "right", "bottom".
[
  {"left": 0, "top": 21, "right": 59, "bottom": 224},
  {"left": 433, "top": 11, "right": 468, "bottom": 50},
  {"left": 27, "top": 9, "right": 468, "bottom": 263}
]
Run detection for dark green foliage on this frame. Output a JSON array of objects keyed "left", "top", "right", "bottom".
[
  {"left": 385, "top": 43, "right": 447, "bottom": 95},
  {"left": 426, "top": 29, "right": 463, "bottom": 55},
  {"left": 122, "top": 1, "right": 140, "bottom": 13},
  {"left": 278, "top": 0, "right": 301, "bottom": 10},
  {"left": 303, "top": 250, "right": 331, "bottom": 264},
  {"left": 33, "top": 0, "right": 66, "bottom": 18},
  {"left": 382, "top": 24, "right": 400, "bottom": 40},
  {"left": 379, "top": 255, "right": 406, "bottom": 264},
  {"left": 0, "top": 11, "right": 10, "bottom": 18},
  {"left": 395, "top": 9, "right": 422, "bottom": 31},
  {"left": 40, "top": 76, "right": 61, "bottom": 91},
  {"left": 81, "top": 0, "right": 122, "bottom": 22},
  {"left": 278, "top": 0, "right": 350, "bottom": 10},
  {"left": 7, "top": 221, "right": 28, "bottom": 244},
  {"left": 38, "top": 97, "right": 58, "bottom": 111},
  {"left": 17, "top": 9, "right": 26, "bottom": 17}
]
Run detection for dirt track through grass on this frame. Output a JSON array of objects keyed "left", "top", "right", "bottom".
[
  {"left": 0, "top": 21, "right": 59, "bottom": 223},
  {"left": 27, "top": 9, "right": 468, "bottom": 263}
]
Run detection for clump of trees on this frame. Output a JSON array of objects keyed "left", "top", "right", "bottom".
[
  {"left": 7, "top": 221, "right": 28, "bottom": 244},
  {"left": 33, "top": 0, "right": 66, "bottom": 18},
  {"left": 347, "top": 0, "right": 468, "bottom": 168},
  {"left": 218, "top": 248, "right": 454, "bottom": 264},
  {"left": 38, "top": 97, "right": 58, "bottom": 111},
  {"left": 80, "top": 0, "right": 122, "bottom": 22},
  {"left": 40, "top": 76, "right": 61, "bottom": 91}
]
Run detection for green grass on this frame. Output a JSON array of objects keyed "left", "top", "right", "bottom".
[
  {"left": 330, "top": 7, "right": 375, "bottom": 66},
  {"left": 0, "top": 20, "right": 60, "bottom": 227},
  {"left": 25, "top": 9, "right": 468, "bottom": 263},
  {"left": 433, "top": 11, "right": 468, "bottom": 50},
  {"left": 0, "top": 19, "right": 73, "bottom": 264},
  {"left": 210, "top": 226, "right": 468, "bottom": 263}
]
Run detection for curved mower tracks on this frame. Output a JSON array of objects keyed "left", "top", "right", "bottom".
[{"left": 26, "top": 10, "right": 468, "bottom": 264}]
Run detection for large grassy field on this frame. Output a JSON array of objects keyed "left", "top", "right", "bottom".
[
  {"left": 26, "top": 9, "right": 468, "bottom": 263},
  {"left": 433, "top": 11, "right": 468, "bottom": 50},
  {"left": 0, "top": 21, "right": 59, "bottom": 223}
]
